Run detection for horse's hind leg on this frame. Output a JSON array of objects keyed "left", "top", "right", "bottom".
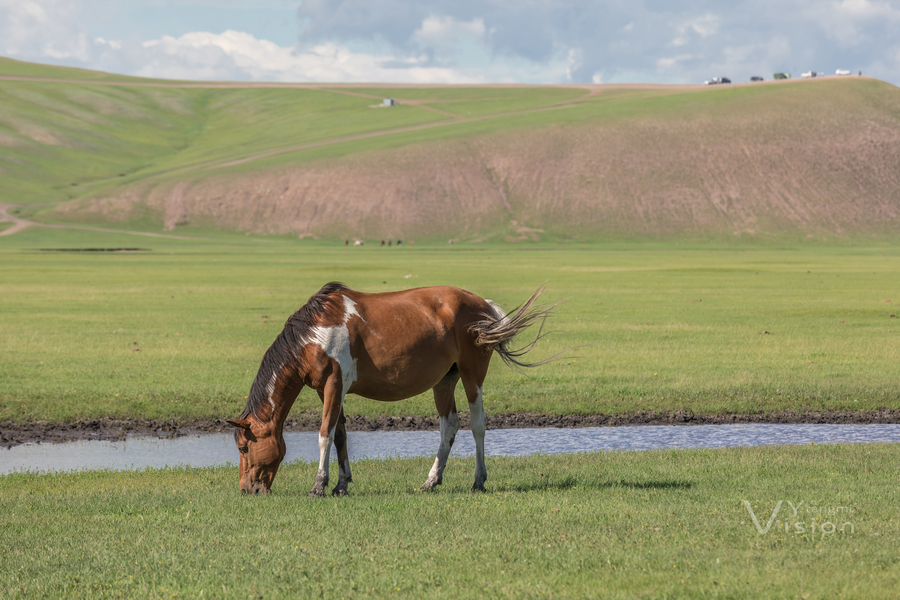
[
  {"left": 331, "top": 409, "right": 352, "bottom": 497},
  {"left": 459, "top": 360, "right": 489, "bottom": 492},
  {"left": 420, "top": 364, "right": 460, "bottom": 491}
]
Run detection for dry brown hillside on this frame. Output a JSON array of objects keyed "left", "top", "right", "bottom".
[{"left": 57, "top": 79, "right": 900, "bottom": 242}]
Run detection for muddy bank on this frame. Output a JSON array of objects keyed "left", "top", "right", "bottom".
[{"left": 2, "top": 409, "right": 900, "bottom": 448}]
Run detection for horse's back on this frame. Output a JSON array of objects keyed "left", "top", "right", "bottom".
[{"left": 348, "top": 285, "right": 490, "bottom": 330}]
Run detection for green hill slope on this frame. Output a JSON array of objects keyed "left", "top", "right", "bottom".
[{"left": 3, "top": 58, "right": 899, "bottom": 241}]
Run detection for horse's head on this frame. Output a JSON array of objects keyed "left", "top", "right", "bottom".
[{"left": 227, "top": 416, "right": 286, "bottom": 494}]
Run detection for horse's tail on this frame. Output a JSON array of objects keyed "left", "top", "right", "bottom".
[{"left": 468, "top": 284, "right": 561, "bottom": 369}]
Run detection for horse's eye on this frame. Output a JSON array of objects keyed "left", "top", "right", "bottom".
[{"left": 239, "top": 447, "right": 248, "bottom": 454}]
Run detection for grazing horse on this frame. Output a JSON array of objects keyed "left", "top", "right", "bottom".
[{"left": 228, "top": 282, "right": 554, "bottom": 496}]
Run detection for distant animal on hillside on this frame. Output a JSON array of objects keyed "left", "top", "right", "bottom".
[{"left": 228, "top": 283, "right": 557, "bottom": 496}]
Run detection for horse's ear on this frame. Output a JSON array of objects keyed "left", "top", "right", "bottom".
[{"left": 227, "top": 419, "right": 252, "bottom": 430}]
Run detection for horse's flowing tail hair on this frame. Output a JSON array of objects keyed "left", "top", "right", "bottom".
[{"left": 468, "top": 284, "right": 563, "bottom": 369}]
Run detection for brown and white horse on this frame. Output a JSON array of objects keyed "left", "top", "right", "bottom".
[{"left": 228, "top": 282, "right": 554, "bottom": 496}]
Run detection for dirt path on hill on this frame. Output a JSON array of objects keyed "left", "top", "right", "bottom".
[
  {"left": 0, "top": 203, "right": 203, "bottom": 239},
  {"left": 2, "top": 409, "right": 899, "bottom": 448},
  {"left": 0, "top": 75, "right": 699, "bottom": 176},
  {"left": 0, "top": 76, "right": 619, "bottom": 203},
  {"left": 0, "top": 203, "right": 35, "bottom": 236},
  {"left": 211, "top": 88, "right": 634, "bottom": 169}
]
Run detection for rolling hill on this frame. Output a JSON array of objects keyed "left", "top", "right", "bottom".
[{"left": 2, "top": 57, "right": 899, "bottom": 242}]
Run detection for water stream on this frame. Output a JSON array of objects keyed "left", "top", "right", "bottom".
[{"left": 3, "top": 423, "right": 900, "bottom": 475}]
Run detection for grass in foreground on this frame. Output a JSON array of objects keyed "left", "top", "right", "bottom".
[{"left": 1, "top": 443, "right": 898, "bottom": 598}]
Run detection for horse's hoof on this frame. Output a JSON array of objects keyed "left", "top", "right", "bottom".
[
  {"left": 331, "top": 487, "right": 349, "bottom": 497},
  {"left": 308, "top": 488, "right": 325, "bottom": 498},
  {"left": 471, "top": 483, "right": 486, "bottom": 493},
  {"left": 419, "top": 478, "right": 442, "bottom": 491}
]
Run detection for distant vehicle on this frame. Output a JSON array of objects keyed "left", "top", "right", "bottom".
[
  {"left": 720, "top": 77, "right": 731, "bottom": 84},
  {"left": 750, "top": 76, "right": 764, "bottom": 82},
  {"left": 774, "top": 72, "right": 790, "bottom": 80},
  {"left": 836, "top": 69, "right": 851, "bottom": 76},
  {"left": 704, "top": 76, "right": 731, "bottom": 85},
  {"left": 801, "top": 71, "right": 816, "bottom": 78}
]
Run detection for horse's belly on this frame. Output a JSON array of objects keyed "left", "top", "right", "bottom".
[
  {"left": 348, "top": 335, "right": 457, "bottom": 401},
  {"left": 348, "top": 357, "right": 454, "bottom": 401}
]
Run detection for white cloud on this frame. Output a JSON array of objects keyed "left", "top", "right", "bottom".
[
  {"left": 656, "top": 54, "right": 696, "bottom": 70},
  {"left": 671, "top": 13, "right": 721, "bottom": 47},
  {"left": 833, "top": 0, "right": 900, "bottom": 19},
  {"left": 128, "top": 15, "right": 577, "bottom": 84},
  {"left": 1, "top": 0, "right": 88, "bottom": 59},
  {"left": 412, "top": 15, "right": 487, "bottom": 53},
  {"left": 94, "top": 37, "right": 121, "bottom": 51},
  {"left": 815, "top": 0, "right": 900, "bottom": 47},
  {"left": 136, "top": 30, "right": 484, "bottom": 83},
  {"left": 565, "top": 48, "right": 582, "bottom": 82}
]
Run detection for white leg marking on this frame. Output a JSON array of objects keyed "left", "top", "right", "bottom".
[
  {"left": 470, "top": 387, "right": 487, "bottom": 490},
  {"left": 424, "top": 412, "right": 460, "bottom": 488},
  {"left": 316, "top": 429, "right": 334, "bottom": 485},
  {"left": 311, "top": 425, "right": 336, "bottom": 496}
]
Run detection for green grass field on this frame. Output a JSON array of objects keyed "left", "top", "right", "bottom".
[
  {"left": 2, "top": 227, "right": 899, "bottom": 425},
  {"left": 2, "top": 443, "right": 898, "bottom": 599},
  {"left": 3, "top": 58, "right": 900, "bottom": 600}
]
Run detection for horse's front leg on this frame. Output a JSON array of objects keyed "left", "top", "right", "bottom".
[
  {"left": 310, "top": 380, "right": 344, "bottom": 498},
  {"left": 331, "top": 409, "right": 352, "bottom": 496}
]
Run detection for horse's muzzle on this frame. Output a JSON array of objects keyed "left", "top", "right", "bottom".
[{"left": 241, "top": 483, "right": 271, "bottom": 495}]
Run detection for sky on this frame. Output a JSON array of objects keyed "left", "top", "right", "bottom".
[{"left": 2, "top": 0, "right": 899, "bottom": 85}]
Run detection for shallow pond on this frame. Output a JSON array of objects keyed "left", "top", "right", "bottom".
[{"left": 3, "top": 423, "right": 900, "bottom": 475}]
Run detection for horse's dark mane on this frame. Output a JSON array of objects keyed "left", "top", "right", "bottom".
[{"left": 238, "top": 282, "right": 349, "bottom": 421}]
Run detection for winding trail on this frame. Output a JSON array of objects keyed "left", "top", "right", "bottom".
[
  {"left": 0, "top": 203, "right": 201, "bottom": 239},
  {"left": 0, "top": 203, "right": 33, "bottom": 236}
]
